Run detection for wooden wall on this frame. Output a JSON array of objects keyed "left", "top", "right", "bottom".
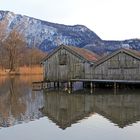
[
  {"left": 93, "top": 52, "right": 140, "bottom": 80},
  {"left": 44, "top": 48, "right": 92, "bottom": 81}
]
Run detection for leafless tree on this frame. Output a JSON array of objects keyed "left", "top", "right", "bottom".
[
  {"left": 3, "top": 28, "right": 26, "bottom": 71},
  {"left": 0, "top": 19, "right": 8, "bottom": 68},
  {"left": 0, "top": 19, "right": 46, "bottom": 71}
]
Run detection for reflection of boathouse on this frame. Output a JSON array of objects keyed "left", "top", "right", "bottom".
[
  {"left": 41, "top": 91, "right": 95, "bottom": 129},
  {"left": 41, "top": 90, "right": 140, "bottom": 129}
]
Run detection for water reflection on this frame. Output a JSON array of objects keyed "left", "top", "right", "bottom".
[
  {"left": 0, "top": 76, "right": 140, "bottom": 130},
  {"left": 0, "top": 76, "right": 44, "bottom": 127},
  {"left": 41, "top": 90, "right": 140, "bottom": 129}
]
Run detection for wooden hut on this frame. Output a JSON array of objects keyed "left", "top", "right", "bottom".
[
  {"left": 93, "top": 48, "right": 140, "bottom": 81},
  {"left": 42, "top": 44, "right": 99, "bottom": 82}
]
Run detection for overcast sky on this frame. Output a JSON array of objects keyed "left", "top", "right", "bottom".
[{"left": 0, "top": 0, "right": 140, "bottom": 40}]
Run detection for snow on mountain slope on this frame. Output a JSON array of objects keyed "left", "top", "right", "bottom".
[{"left": 0, "top": 10, "right": 101, "bottom": 52}]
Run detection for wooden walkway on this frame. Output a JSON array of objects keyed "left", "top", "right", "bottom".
[
  {"left": 32, "top": 78, "right": 140, "bottom": 91},
  {"left": 71, "top": 79, "right": 140, "bottom": 84}
]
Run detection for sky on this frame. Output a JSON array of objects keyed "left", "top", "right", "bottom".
[{"left": 0, "top": 0, "right": 140, "bottom": 40}]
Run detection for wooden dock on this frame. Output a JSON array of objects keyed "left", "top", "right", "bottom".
[
  {"left": 32, "top": 81, "right": 47, "bottom": 90},
  {"left": 71, "top": 79, "right": 140, "bottom": 84},
  {"left": 32, "top": 81, "right": 72, "bottom": 91},
  {"left": 32, "top": 78, "right": 140, "bottom": 91}
]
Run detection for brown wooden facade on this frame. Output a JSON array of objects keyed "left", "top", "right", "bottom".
[
  {"left": 93, "top": 49, "right": 140, "bottom": 80},
  {"left": 42, "top": 45, "right": 140, "bottom": 82},
  {"left": 42, "top": 44, "right": 99, "bottom": 82}
]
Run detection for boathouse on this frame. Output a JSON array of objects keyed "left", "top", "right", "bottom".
[
  {"left": 93, "top": 48, "right": 140, "bottom": 81},
  {"left": 42, "top": 44, "right": 99, "bottom": 82}
]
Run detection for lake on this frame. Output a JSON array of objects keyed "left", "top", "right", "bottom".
[{"left": 0, "top": 76, "right": 140, "bottom": 140}]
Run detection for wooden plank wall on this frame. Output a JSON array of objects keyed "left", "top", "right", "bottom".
[
  {"left": 44, "top": 49, "right": 140, "bottom": 81},
  {"left": 93, "top": 52, "right": 140, "bottom": 80},
  {"left": 44, "top": 48, "right": 91, "bottom": 81}
]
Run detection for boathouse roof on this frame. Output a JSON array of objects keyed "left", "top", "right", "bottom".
[
  {"left": 42, "top": 44, "right": 100, "bottom": 63},
  {"left": 95, "top": 48, "right": 140, "bottom": 66}
]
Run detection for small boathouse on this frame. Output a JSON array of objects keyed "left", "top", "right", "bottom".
[{"left": 39, "top": 45, "right": 140, "bottom": 90}]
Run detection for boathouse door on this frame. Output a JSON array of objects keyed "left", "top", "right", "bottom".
[
  {"left": 59, "top": 65, "right": 68, "bottom": 81},
  {"left": 74, "top": 63, "right": 84, "bottom": 79}
]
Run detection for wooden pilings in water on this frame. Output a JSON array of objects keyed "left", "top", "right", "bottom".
[
  {"left": 90, "top": 82, "right": 96, "bottom": 93},
  {"left": 32, "top": 80, "right": 137, "bottom": 92},
  {"left": 32, "top": 81, "right": 74, "bottom": 91}
]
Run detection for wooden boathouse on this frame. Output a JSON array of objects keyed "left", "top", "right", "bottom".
[
  {"left": 93, "top": 48, "right": 140, "bottom": 80},
  {"left": 41, "top": 44, "right": 100, "bottom": 82},
  {"left": 72, "top": 48, "right": 140, "bottom": 89},
  {"left": 38, "top": 45, "right": 140, "bottom": 90}
]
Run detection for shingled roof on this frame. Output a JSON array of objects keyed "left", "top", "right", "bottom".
[
  {"left": 65, "top": 45, "right": 100, "bottom": 62},
  {"left": 123, "top": 48, "right": 140, "bottom": 58},
  {"left": 42, "top": 44, "right": 100, "bottom": 63},
  {"left": 95, "top": 48, "right": 140, "bottom": 66}
]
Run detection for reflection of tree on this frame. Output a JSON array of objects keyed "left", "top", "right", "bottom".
[
  {"left": 0, "top": 77, "right": 27, "bottom": 127},
  {"left": 9, "top": 77, "right": 26, "bottom": 119},
  {"left": 41, "top": 90, "right": 140, "bottom": 129},
  {"left": 0, "top": 76, "right": 44, "bottom": 127}
]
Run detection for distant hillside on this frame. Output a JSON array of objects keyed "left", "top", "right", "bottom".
[{"left": 0, "top": 10, "right": 140, "bottom": 54}]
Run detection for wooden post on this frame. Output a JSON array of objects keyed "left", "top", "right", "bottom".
[
  {"left": 114, "top": 82, "right": 116, "bottom": 89},
  {"left": 83, "top": 82, "right": 84, "bottom": 88},
  {"left": 41, "top": 82, "right": 43, "bottom": 89},
  {"left": 53, "top": 82, "right": 56, "bottom": 88},
  {"left": 90, "top": 82, "right": 93, "bottom": 89},
  {"left": 90, "top": 82, "right": 93, "bottom": 93},
  {"left": 68, "top": 81, "right": 71, "bottom": 88},
  {"left": 114, "top": 82, "right": 117, "bottom": 94},
  {"left": 93, "top": 82, "right": 96, "bottom": 90},
  {"left": 71, "top": 82, "right": 73, "bottom": 89},
  {"left": 46, "top": 82, "right": 48, "bottom": 89},
  {"left": 57, "top": 82, "right": 59, "bottom": 88}
]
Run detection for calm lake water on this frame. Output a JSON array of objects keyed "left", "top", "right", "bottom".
[{"left": 0, "top": 76, "right": 140, "bottom": 140}]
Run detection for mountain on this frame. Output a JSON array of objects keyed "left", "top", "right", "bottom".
[
  {"left": 84, "top": 39, "right": 140, "bottom": 55},
  {"left": 0, "top": 10, "right": 101, "bottom": 52},
  {"left": 0, "top": 10, "right": 140, "bottom": 54}
]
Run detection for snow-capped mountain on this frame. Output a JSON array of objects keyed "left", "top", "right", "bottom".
[
  {"left": 0, "top": 10, "right": 101, "bottom": 52},
  {"left": 0, "top": 10, "right": 140, "bottom": 54},
  {"left": 84, "top": 39, "right": 140, "bottom": 55}
]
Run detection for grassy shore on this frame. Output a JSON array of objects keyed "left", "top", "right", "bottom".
[{"left": 0, "top": 65, "right": 43, "bottom": 76}]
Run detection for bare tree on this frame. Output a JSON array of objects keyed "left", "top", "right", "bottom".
[
  {"left": 0, "top": 19, "right": 46, "bottom": 71},
  {"left": 0, "top": 19, "right": 8, "bottom": 68},
  {"left": 4, "top": 28, "right": 26, "bottom": 71},
  {"left": 0, "top": 19, "right": 8, "bottom": 43}
]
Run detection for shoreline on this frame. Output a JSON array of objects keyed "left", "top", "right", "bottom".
[{"left": 0, "top": 65, "right": 43, "bottom": 76}]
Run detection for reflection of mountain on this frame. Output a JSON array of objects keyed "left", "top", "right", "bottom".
[
  {"left": 0, "top": 76, "right": 44, "bottom": 127},
  {"left": 41, "top": 90, "right": 140, "bottom": 129}
]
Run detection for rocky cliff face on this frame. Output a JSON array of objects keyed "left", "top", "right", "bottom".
[
  {"left": 84, "top": 39, "right": 140, "bottom": 55},
  {"left": 0, "top": 10, "right": 140, "bottom": 54},
  {"left": 0, "top": 10, "right": 101, "bottom": 52}
]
